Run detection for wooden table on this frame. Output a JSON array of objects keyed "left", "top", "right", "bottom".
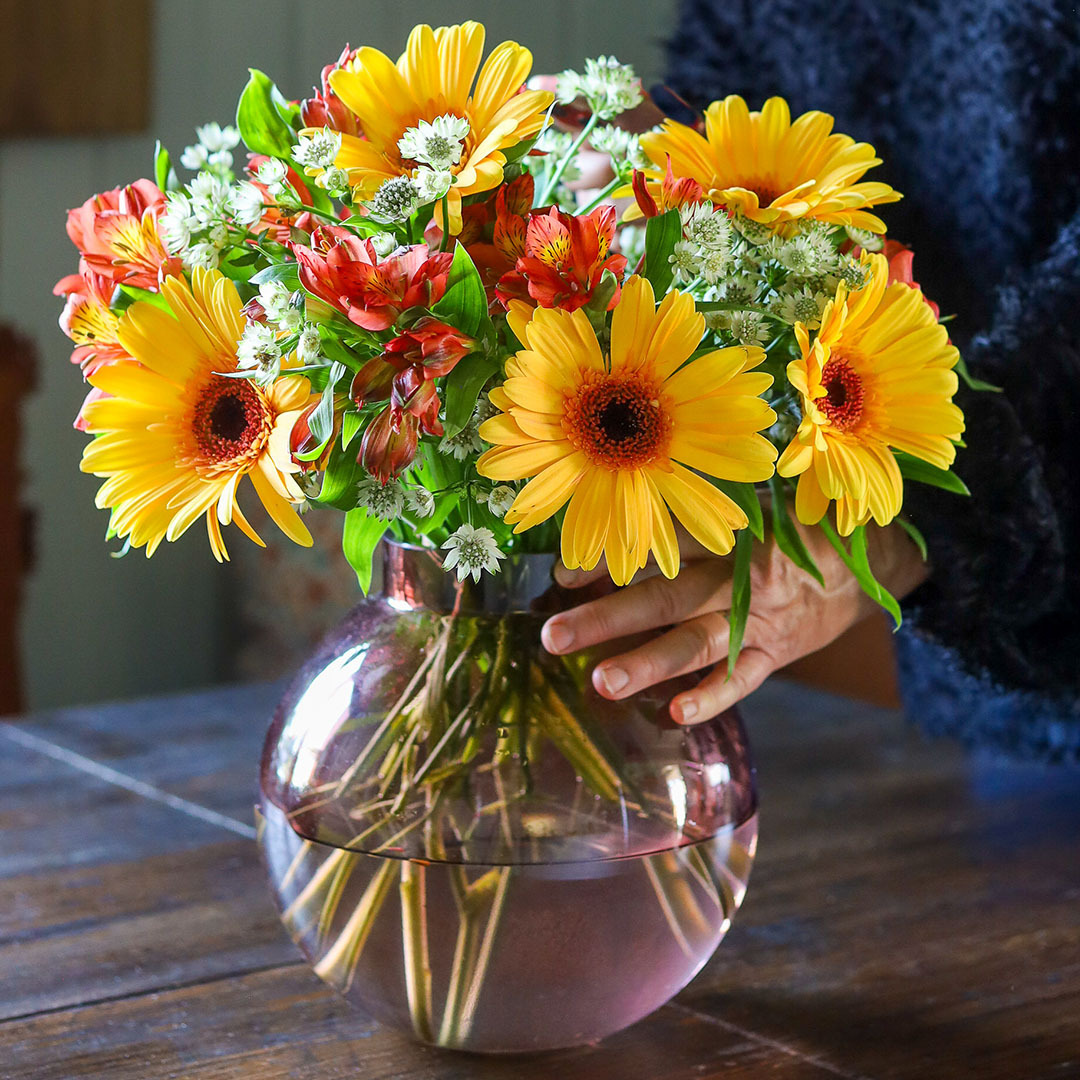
[{"left": 2, "top": 679, "right": 1077, "bottom": 1079}]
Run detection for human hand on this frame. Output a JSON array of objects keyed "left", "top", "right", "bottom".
[{"left": 540, "top": 516, "right": 929, "bottom": 724}]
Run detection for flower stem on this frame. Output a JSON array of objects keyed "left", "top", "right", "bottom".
[
  {"left": 577, "top": 176, "right": 622, "bottom": 215},
  {"left": 400, "top": 860, "right": 435, "bottom": 1042},
  {"left": 538, "top": 113, "right": 600, "bottom": 207}
]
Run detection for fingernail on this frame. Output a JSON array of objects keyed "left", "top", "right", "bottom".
[
  {"left": 598, "top": 665, "right": 629, "bottom": 695},
  {"left": 676, "top": 699, "right": 698, "bottom": 724},
  {"left": 542, "top": 621, "right": 575, "bottom": 653}
]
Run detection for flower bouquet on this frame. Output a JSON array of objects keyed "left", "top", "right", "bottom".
[{"left": 56, "top": 19, "right": 974, "bottom": 1052}]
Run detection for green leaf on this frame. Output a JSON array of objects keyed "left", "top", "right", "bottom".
[
  {"left": 955, "top": 354, "right": 1002, "bottom": 393},
  {"left": 153, "top": 140, "right": 177, "bottom": 192},
  {"left": 582, "top": 268, "right": 619, "bottom": 334},
  {"left": 343, "top": 509, "right": 388, "bottom": 593},
  {"left": 317, "top": 334, "right": 367, "bottom": 374},
  {"left": 642, "top": 209, "right": 681, "bottom": 295},
  {"left": 895, "top": 451, "right": 970, "bottom": 495},
  {"left": 236, "top": 69, "right": 297, "bottom": 159},
  {"left": 726, "top": 529, "right": 753, "bottom": 676},
  {"left": 316, "top": 439, "right": 367, "bottom": 510},
  {"left": 820, "top": 520, "right": 902, "bottom": 628},
  {"left": 442, "top": 351, "right": 502, "bottom": 439},
  {"left": 295, "top": 362, "right": 345, "bottom": 462},
  {"left": 768, "top": 476, "right": 825, "bottom": 586},
  {"left": 342, "top": 410, "right": 363, "bottom": 451},
  {"left": 250, "top": 261, "right": 301, "bottom": 289},
  {"left": 116, "top": 284, "right": 170, "bottom": 312},
  {"left": 897, "top": 517, "right": 929, "bottom": 562},
  {"left": 430, "top": 242, "right": 488, "bottom": 338},
  {"left": 715, "top": 480, "right": 764, "bottom": 542}
]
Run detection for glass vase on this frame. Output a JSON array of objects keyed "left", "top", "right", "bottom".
[{"left": 257, "top": 539, "right": 758, "bottom": 1053}]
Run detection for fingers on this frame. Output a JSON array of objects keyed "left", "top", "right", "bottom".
[
  {"left": 543, "top": 560, "right": 733, "bottom": 655},
  {"left": 591, "top": 612, "right": 731, "bottom": 700},
  {"left": 670, "top": 647, "right": 774, "bottom": 725}
]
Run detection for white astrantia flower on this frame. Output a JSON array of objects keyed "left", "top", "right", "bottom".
[
  {"left": 844, "top": 225, "right": 884, "bottom": 252},
  {"left": 698, "top": 248, "right": 733, "bottom": 285},
  {"left": 404, "top": 487, "right": 436, "bottom": 519},
  {"left": 774, "top": 285, "right": 828, "bottom": 329},
  {"left": 369, "top": 175, "right": 420, "bottom": 222},
  {"left": 681, "top": 202, "right": 732, "bottom": 252},
  {"left": 398, "top": 114, "right": 470, "bottom": 170},
  {"left": 439, "top": 420, "right": 484, "bottom": 461},
  {"left": 414, "top": 166, "right": 454, "bottom": 204},
  {"left": 207, "top": 222, "right": 229, "bottom": 251},
  {"left": 255, "top": 158, "right": 288, "bottom": 185},
  {"left": 829, "top": 255, "right": 871, "bottom": 291},
  {"left": 485, "top": 485, "right": 516, "bottom": 518},
  {"left": 236, "top": 323, "right": 282, "bottom": 385},
  {"left": 160, "top": 193, "right": 197, "bottom": 254},
  {"left": 196, "top": 122, "right": 240, "bottom": 153},
  {"left": 293, "top": 128, "right": 342, "bottom": 171},
  {"left": 369, "top": 232, "right": 400, "bottom": 258},
  {"left": 297, "top": 324, "right": 321, "bottom": 365},
  {"left": 731, "top": 211, "right": 774, "bottom": 246},
  {"left": 184, "top": 240, "right": 221, "bottom": 270},
  {"left": 668, "top": 239, "right": 700, "bottom": 282},
  {"left": 356, "top": 478, "right": 405, "bottom": 521},
  {"left": 258, "top": 281, "right": 302, "bottom": 332},
  {"left": 442, "top": 524, "right": 505, "bottom": 583},
  {"left": 228, "top": 181, "right": 265, "bottom": 227},
  {"left": 722, "top": 310, "right": 770, "bottom": 347},
  {"left": 715, "top": 272, "right": 760, "bottom": 305},
  {"left": 180, "top": 143, "right": 210, "bottom": 172},
  {"left": 557, "top": 56, "right": 642, "bottom": 119},
  {"left": 316, "top": 167, "right": 350, "bottom": 196},
  {"left": 188, "top": 172, "right": 231, "bottom": 224}
]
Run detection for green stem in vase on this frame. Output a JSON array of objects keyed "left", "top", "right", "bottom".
[{"left": 400, "top": 860, "right": 435, "bottom": 1042}]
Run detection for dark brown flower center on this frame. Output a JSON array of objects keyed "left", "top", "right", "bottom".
[
  {"left": 816, "top": 357, "right": 865, "bottom": 431},
  {"left": 191, "top": 376, "right": 272, "bottom": 464},
  {"left": 564, "top": 374, "right": 671, "bottom": 469}
]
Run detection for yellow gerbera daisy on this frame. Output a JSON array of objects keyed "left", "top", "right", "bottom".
[
  {"left": 476, "top": 276, "right": 778, "bottom": 585},
  {"left": 79, "top": 267, "right": 314, "bottom": 561},
  {"left": 632, "top": 95, "right": 901, "bottom": 233},
  {"left": 777, "top": 252, "right": 965, "bottom": 534},
  {"left": 327, "top": 22, "right": 553, "bottom": 235}
]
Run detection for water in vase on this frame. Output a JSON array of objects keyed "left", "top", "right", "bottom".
[{"left": 259, "top": 798, "right": 757, "bottom": 1053}]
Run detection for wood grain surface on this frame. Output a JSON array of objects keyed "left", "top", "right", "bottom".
[{"left": 1, "top": 678, "right": 1077, "bottom": 1079}]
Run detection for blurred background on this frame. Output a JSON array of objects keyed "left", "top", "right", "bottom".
[{"left": 0, "top": 0, "right": 676, "bottom": 711}]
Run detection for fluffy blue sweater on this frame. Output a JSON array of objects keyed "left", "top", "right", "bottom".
[{"left": 663, "top": 0, "right": 1080, "bottom": 760}]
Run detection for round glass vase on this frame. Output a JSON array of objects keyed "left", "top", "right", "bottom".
[{"left": 258, "top": 539, "right": 758, "bottom": 1053}]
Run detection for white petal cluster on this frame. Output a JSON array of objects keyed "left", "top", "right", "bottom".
[
  {"left": 414, "top": 167, "right": 454, "bottom": 203},
  {"left": 258, "top": 280, "right": 302, "bottom": 332},
  {"left": 405, "top": 487, "right": 436, "bottom": 519},
  {"left": 297, "top": 324, "right": 321, "bottom": 365},
  {"left": 228, "top": 181, "right": 265, "bottom": 227},
  {"left": 181, "top": 122, "right": 240, "bottom": 175},
  {"left": 356, "top": 478, "right": 406, "bottom": 521},
  {"left": 292, "top": 128, "right": 342, "bottom": 171},
  {"left": 589, "top": 125, "right": 649, "bottom": 171},
  {"left": 398, "top": 114, "right": 470, "bottom": 170},
  {"left": 160, "top": 193, "right": 198, "bottom": 254},
  {"left": 714, "top": 309, "right": 770, "bottom": 347},
  {"left": 189, "top": 173, "right": 232, "bottom": 225},
  {"left": 439, "top": 420, "right": 483, "bottom": 461},
  {"left": 774, "top": 285, "right": 829, "bottom": 329},
  {"left": 668, "top": 202, "right": 735, "bottom": 284},
  {"left": 482, "top": 485, "right": 517, "bottom": 518},
  {"left": 236, "top": 322, "right": 283, "bottom": 386},
  {"left": 557, "top": 56, "right": 642, "bottom": 119},
  {"left": 442, "top": 524, "right": 505, "bottom": 583},
  {"left": 766, "top": 228, "right": 836, "bottom": 279}
]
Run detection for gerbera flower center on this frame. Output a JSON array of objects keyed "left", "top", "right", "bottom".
[
  {"left": 564, "top": 374, "right": 672, "bottom": 469},
  {"left": 816, "top": 357, "right": 865, "bottom": 431},
  {"left": 191, "top": 375, "right": 273, "bottom": 466}
]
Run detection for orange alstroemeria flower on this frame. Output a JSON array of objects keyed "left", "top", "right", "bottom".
[
  {"left": 55, "top": 270, "right": 131, "bottom": 377},
  {"left": 495, "top": 203, "right": 628, "bottom": 313},
  {"left": 62, "top": 179, "right": 180, "bottom": 290},
  {"left": 630, "top": 159, "right": 705, "bottom": 219}
]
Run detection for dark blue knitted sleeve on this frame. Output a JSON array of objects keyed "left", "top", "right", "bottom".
[{"left": 662, "top": 0, "right": 1080, "bottom": 756}]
